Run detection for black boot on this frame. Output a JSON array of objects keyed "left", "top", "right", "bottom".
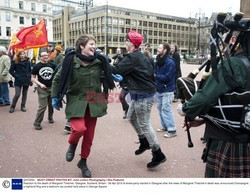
[
  {"left": 77, "top": 158, "right": 91, "bottom": 178},
  {"left": 66, "top": 144, "right": 77, "bottom": 162},
  {"left": 9, "top": 106, "right": 15, "bottom": 113},
  {"left": 135, "top": 137, "right": 150, "bottom": 155},
  {"left": 147, "top": 148, "right": 167, "bottom": 169},
  {"left": 21, "top": 105, "right": 26, "bottom": 112}
]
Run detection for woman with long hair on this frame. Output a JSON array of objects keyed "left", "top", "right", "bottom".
[{"left": 9, "top": 49, "right": 31, "bottom": 113}]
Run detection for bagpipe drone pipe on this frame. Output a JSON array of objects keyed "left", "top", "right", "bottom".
[{"left": 176, "top": 12, "right": 245, "bottom": 148}]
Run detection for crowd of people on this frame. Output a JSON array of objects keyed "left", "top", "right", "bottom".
[{"left": 1, "top": 19, "right": 250, "bottom": 178}]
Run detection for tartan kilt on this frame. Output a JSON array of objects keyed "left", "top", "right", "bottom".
[{"left": 205, "top": 139, "right": 250, "bottom": 177}]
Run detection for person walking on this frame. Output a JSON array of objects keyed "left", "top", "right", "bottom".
[
  {"left": 155, "top": 42, "right": 177, "bottom": 138},
  {"left": 111, "top": 30, "right": 166, "bottom": 169},
  {"left": 170, "top": 44, "right": 181, "bottom": 102},
  {"left": 112, "top": 48, "right": 129, "bottom": 119},
  {"left": 51, "top": 34, "right": 115, "bottom": 178},
  {"left": 31, "top": 51, "right": 56, "bottom": 130},
  {"left": 9, "top": 50, "right": 31, "bottom": 113},
  {"left": 0, "top": 46, "right": 11, "bottom": 106},
  {"left": 53, "top": 45, "right": 64, "bottom": 66}
]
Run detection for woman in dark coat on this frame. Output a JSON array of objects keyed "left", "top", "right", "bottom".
[{"left": 9, "top": 50, "right": 31, "bottom": 113}]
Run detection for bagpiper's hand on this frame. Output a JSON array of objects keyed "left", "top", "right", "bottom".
[
  {"left": 177, "top": 103, "right": 186, "bottom": 116},
  {"left": 52, "top": 98, "right": 62, "bottom": 111},
  {"left": 182, "top": 118, "right": 205, "bottom": 130},
  {"left": 112, "top": 74, "right": 123, "bottom": 82}
]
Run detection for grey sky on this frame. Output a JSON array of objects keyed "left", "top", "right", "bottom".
[{"left": 94, "top": 0, "right": 241, "bottom": 18}]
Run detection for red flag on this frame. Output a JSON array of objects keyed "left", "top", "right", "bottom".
[{"left": 12, "top": 19, "right": 48, "bottom": 50}]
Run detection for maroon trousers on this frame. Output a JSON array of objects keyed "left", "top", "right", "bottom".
[{"left": 69, "top": 108, "right": 97, "bottom": 159}]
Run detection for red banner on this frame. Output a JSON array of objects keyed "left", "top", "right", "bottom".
[{"left": 12, "top": 18, "right": 48, "bottom": 50}]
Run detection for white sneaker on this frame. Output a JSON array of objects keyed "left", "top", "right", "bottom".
[
  {"left": 164, "top": 132, "right": 177, "bottom": 138},
  {"left": 156, "top": 128, "right": 167, "bottom": 132}
]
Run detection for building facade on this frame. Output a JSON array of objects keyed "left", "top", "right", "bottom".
[
  {"left": 53, "top": 5, "right": 197, "bottom": 55},
  {"left": 52, "top": 0, "right": 83, "bottom": 14},
  {"left": 0, "top": 0, "right": 53, "bottom": 48},
  {"left": 241, "top": 0, "right": 250, "bottom": 19}
]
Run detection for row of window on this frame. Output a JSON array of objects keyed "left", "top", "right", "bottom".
[
  {"left": 69, "top": 18, "right": 195, "bottom": 32},
  {"left": 3, "top": 12, "right": 48, "bottom": 26},
  {"left": 3, "top": 0, "right": 48, "bottom": 12}
]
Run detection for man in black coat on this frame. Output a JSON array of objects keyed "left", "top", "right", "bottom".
[{"left": 111, "top": 30, "right": 166, "bottom": 169}]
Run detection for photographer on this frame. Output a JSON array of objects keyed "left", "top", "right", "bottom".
[{"left": 181, "top": 20, "right": 250, "bottom": 178}]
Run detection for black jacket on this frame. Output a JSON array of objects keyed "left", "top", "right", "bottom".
[
  {"left": 10, "top": 59, "right": 31, "bottom": 87},
  {"left": 112, "top": 50, "right": 156, "bottom": 94}
]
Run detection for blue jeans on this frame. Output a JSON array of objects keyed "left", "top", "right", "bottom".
[
  {"left": 156, "top": 92, "right": 176, "bottom": 133},
  {"left": 0, "top": 82, "right": 10, "bottom": 104},
  {"left": 127, "top": 96, "right": 160, "bottom": 152}
]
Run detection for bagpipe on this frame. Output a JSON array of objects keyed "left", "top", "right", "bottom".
[{"left": 177, "top": 12, "right": 246, "bottom": 148}]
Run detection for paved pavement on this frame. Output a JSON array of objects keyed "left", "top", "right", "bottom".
[{"left": 0, "top": 62, "right": 206, "bottom": 178}]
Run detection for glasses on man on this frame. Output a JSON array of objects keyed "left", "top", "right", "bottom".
[{"left": 41, "top": 55, "right": 48, "bottom": 57}]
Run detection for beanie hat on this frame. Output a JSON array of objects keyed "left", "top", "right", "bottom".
[
  {"left": 55, "top": 45, "right": 63, "bottom": 52},
  {"left": 127, "top": 30, "right": 144, "bottom": 48}
]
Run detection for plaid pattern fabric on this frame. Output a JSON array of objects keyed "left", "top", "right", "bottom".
[{"left": 205, "top": 139, "right": 250, "bottom": 177}]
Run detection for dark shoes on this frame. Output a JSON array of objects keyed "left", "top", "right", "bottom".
[
  {"left": 66, "top": 144, "right": 77, "bottom": 162},
  {"left": 64, "top": 126, "right": 71, "bottom": 134},
  {"left": 33, "top": 124, "right": 42, "bottom": 130},
  {"left": 9, "top": 106, "right": 15, "bottom": 113},
  {"left": 147, "top": 148, "right": 167, "bottom": 169},
  {"left": 21, "top": 105, "right": 26, "bottom": 112},
  {"left": 123, "top": 110, "right": 128, "bottom": 119},
  {"left": 135, "top": 137, "right": 150, "bottom": 155},
  {"left": 48, "top": 118, "right": 54, "bottom": 123},
  {"left": 77, "top": 158, "right": 91, "bottom": 178}
]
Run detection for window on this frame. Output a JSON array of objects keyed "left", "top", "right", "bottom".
[
  {"left": 4, "top": 0, "right": 10, "bottom": 7},
  {"left": 6, "top": 27, "right": 11, "bottom": 36},
  {"left": 5, "top": 12, "right": 10, "bottom": 21},
  {"left": 125, "top": 19, "right": 130, "bottom": 25},
  {"left": 43, "top": 5, "right": 47, "bottom": 13},
  {"left": 31, "top": 3, "right": 36, "bottom": 11},
  {"left": 119, "top": 18, "right": 124, "bottom": 25},
  {"left": 32, "top": 18, "right": 36, "bottom": 25},
  {"left": 19, "top": 16, "right": 24, "bottom": 24},
  {"left": 19, "top": 1, "right": 24, "bottom": 10},
  {"left": 119, "top": 37, "right": 124, "bottom": 42},
  {"left": 113, "top": 17, "right": 118, "bottom": 25}
]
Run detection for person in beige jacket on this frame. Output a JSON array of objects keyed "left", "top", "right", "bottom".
[{"left": 0, "top": 46, "right": 11, "bottom": 106}]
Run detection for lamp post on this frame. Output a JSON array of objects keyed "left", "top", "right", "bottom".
[
  {"left": 62, "top": 0, "right": 93, "bottom": 34},
  {"left": 105, "top": 0, "right": 109, "bottom": 55},
  {"left": 197, "top": 9, "right": 201, "bottom": 57},
  {"left": 80, "top": 0, "right": 93, "bottom": 34},
  {"left": 188, "top": 15, "right": 191, "bottom": 55}
]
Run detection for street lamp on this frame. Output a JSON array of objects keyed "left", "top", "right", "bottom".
[
  {"left": 105, "top": 0, "right": 109, "bottom": 55},
  {"left": 80, "top": 0, "right": 93, "bottom": 34},
  {"left": 62, "top": 0, "right": 93, "bottom": 34}
]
